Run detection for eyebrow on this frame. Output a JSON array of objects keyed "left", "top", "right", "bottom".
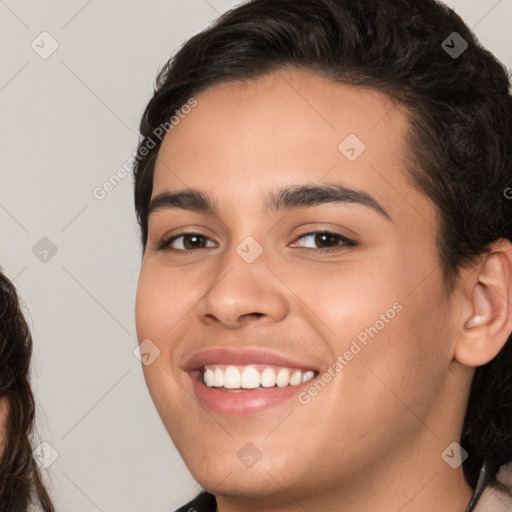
[{"left": 147, "top": 183, "right": 392, "bottom": 222}]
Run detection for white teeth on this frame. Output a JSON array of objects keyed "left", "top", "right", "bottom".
[
  {"left": 214, "top": 367, "right": 224, "bottom": 387},
  {"left": 204, "top": 368, "right": 215, "bottom": 387},
  {"left": 261, "top": 368, "right": 276, "bottom": 387},
  {"left": 276, "top": 368, "right": 290, "bottom": 388},
  {"left": 202, "top": 364, "right": 316, "bottom": 389},
  {"left": 302, "top": 370, "right": 315, "bottom": 383},
  {"left": 241, "top": 366, "right": 260, "bottom": 389},
  {"left": 289, "top": 370, "right": 302, "bottom": 386},
  {"left": 224, "top": 365, "right": 241, "bottom": 388}
]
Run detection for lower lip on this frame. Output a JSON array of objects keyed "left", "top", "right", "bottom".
[{"left": 189, "top": 371, "right": 315, "bottom": 416}]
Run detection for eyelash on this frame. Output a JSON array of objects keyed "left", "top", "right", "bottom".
[{"left": 155, "top": 229, "right": 358, "bottom": 253}]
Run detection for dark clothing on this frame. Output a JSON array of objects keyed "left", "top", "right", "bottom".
[{"left": 175, "top": 491, "right": 216, "bottom": 512}]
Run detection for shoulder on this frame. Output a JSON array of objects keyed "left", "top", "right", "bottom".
[
  {"left": 174, "top": 491, "right": 217, "bottom": 512},
  {"left": 474, "top": 461, "right": 512, "bottom": 512}
]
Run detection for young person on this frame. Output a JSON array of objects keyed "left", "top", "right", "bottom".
[
  {"left": 132, "top": 1, "right": 512, "bottom": 510},
  {"left": 0, "top": 271, "right": 55, "bottom": 511}
]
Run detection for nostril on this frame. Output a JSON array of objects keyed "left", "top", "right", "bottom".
[{"left": 243, "top": 313, "right": 264, "bottom": 320}]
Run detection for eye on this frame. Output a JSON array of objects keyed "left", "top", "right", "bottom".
[
  {"left": 291, "top": 230, "right": 357, "bottom": 251},
  {"left": 156, "top": 232, "right": 216, "bottom": 252},
  {"left": 155, "top": 229, "right": 357, "bottom": 253}
]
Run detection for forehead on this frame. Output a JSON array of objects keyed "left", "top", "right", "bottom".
[{"left": 152, "top": 68, "right": 432, "bottom": 225}]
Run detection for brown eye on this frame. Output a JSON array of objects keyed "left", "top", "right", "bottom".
[
  {"left": 292, "top": 231, "right": 357, "bottom": 251},
  {"left": 157, "top": 233, "right": 216, "bottom": 252}
]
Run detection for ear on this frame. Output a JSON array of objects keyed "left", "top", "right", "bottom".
[{"left": 454, "top": 239, "right": 512, "bottom": 367}]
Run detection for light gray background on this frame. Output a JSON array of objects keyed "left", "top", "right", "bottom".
[{"left": 0, "top": 1, "right": 510, "bottom": 510}]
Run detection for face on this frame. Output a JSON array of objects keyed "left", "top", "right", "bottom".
[{"left": 135, "top": 69, "right": 464, "bottom": 501}]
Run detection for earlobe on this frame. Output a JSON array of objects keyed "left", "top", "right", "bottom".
[{"left": 454, "top": 246, "right": 512, "bottom": 368}]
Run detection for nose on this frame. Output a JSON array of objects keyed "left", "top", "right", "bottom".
[{"left": 195, "top": 252, "right": 289, "bottom": 330}]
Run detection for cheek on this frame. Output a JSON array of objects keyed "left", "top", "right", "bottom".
[
  {"left": 135, "top": 264, "right": 197, "bottom": 441},
  {"left": 135, "top": 262, "right": 196, "bottom": 344},
  {"left": 277, "top": 253, "right": 404, "bottom": 346},
  {"left": 333, "top": 273, "right": 451, "bottom": 432},
  {"left": 297, "top": 246, "right": 449, "bottom": 406}
]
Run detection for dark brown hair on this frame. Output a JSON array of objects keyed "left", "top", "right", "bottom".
[
  {"left": 0, "top": 271, "right": 55, "bottom": 511},
  {"left": 132, "top": 0, "right": 512, "bottom": 488}
]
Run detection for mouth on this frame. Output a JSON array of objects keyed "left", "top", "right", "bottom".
[
  {"left": 184, "top": 348, "right": 321, "bottom": 416},
  {"left": 201, "top": 363, "right": 316, "bottom": 390}
]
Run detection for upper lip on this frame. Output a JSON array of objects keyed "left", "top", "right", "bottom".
[{"left": 182, "top": 347, "right": 320, "bottom": 373}]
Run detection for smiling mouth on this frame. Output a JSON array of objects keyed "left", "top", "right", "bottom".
[{"left": 200, "top": 363, "right": 318, "bottom": 391}]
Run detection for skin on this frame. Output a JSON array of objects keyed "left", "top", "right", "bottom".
[{"left": 135, "top": 68, "right": 512, "bottom": 512}]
